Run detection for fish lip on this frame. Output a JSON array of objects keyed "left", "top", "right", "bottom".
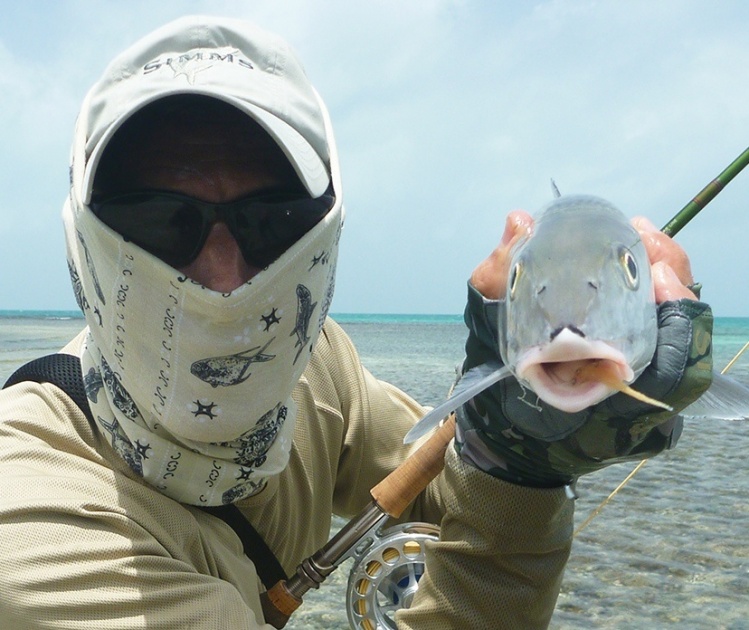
[{"left": 515, "top": 328, "right": 634, "bottom": 413}]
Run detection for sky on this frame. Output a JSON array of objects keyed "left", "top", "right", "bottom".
[{"left": 1, "top": 0, "right": 749, "bottom": 315}]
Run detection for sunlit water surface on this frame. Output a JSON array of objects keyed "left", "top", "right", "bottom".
[{"left": 1, "top": 314, "right": 747, "bottom": 629}]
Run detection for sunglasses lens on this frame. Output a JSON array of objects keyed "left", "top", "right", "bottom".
[
  {"left": 232, "top": 194, "right": 334, "bottom": 267},
  {"left": 93, "top": 193, "right": 206, "bottom": 267},
  {"left": 91, "top": 191, "right": 335, "bottom": 269}
]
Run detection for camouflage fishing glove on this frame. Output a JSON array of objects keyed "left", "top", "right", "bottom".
[{"left": 455, "top": 283, "right": 713, "bottom": 487}]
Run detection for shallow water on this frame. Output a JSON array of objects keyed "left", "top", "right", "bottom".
[
  {"left": 300, "top": 318, "right": 749, "bottom": 630},
  {"left": 2, "top": 314, "right": 748, "bottom": 629}
]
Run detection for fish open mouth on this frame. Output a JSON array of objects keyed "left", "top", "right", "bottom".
[{"left": 515, "top": 329, "right": 633, "bottom": 413}]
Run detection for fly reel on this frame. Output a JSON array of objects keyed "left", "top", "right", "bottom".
[{"left": 345, "top": 522, "right": 440, "bottom": 630}]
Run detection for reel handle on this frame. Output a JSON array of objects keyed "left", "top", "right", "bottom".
[{"left": 260, "top": 415, "right": 456, "bottom": 627}]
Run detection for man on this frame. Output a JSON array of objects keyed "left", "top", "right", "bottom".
[{"left": 0, "top": 15, "right": 711, "bottom": 629}]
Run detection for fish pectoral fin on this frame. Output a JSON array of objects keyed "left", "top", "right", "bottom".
[
  {"left": 681, "top": 371, "right": 749, "bottom": 421},
  {"left": 403, "top": 361, "right": 513, "bottom": 444}
]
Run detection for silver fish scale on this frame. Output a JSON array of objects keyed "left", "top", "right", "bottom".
[{"left": 500, "top": 195, "right": 657, "bottom": 386}]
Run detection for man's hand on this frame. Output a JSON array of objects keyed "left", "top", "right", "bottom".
[
  {"left": 469, "top": 210, "right": 533, "bottom": 300},
  {"left": 632, "top": 216, "right": 697, "bottom": 302},
  {"left": 457, "top": 211, "right": 712, "bottom": 487},
  {"left": 469, "top": 211, "right": 698, "bottom": 304}
]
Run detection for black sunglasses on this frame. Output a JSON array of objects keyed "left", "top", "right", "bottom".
[{"left": 90, "top": 188, "right": 335, "bottom": 269}]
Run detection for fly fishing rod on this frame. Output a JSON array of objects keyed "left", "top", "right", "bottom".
[
  {"left": 261, "top": 146, "right": 749, "bottom": 629},
  {"left": 574, "top": 145, "right": 749, "bottom": 538},
  {"left": 260, "top": 416, "right": 456, "bottom": 629},
  {"left": 662, "top": 146, "right": 749, "bottom": 237}
]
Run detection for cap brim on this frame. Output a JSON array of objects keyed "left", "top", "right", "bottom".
[
  {"left": 82, "top": 90, "right": 330, "bottom": 203},
  {"left": 237, "top": 99, "right": 330, "bottom": 198}
]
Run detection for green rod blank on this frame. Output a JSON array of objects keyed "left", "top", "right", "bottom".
[{"left": 662, "top": 146, "right": 749, "bottom": 237}]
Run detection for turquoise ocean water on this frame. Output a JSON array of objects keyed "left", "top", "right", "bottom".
[{"left": 1, "top": 311, "right": 748, "bottom": 628}]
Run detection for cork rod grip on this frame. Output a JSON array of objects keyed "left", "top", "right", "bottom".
[{"left": 370, "top": 415, "right": 456, "bottom": 518}]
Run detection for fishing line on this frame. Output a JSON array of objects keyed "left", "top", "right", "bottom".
[
  {"left": 573, "top": 460, "right": 647, "bottom": 537},
  {"left": 574, "top": 148, "right": 749, "bottom": 537},
  {"left": 721, "top": 341, "right": 749, "bottom": 375},
  {"left": 573, "top": 342, "right": 749, "bottom": 537},
  {"left": 261, "top": 146, "right": 749, "bottom": 626}
]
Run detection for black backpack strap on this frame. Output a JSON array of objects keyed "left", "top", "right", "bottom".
[
  {"left": 3, "top": 353, "right": 94, "bottom": 424},
  {"left": 3, "top": 353, "right": 287, "bottom": 589},
  {"left": 198, "top": 504, "right": 288, "bottom": 588}
]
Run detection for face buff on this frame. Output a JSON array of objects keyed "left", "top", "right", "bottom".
[
  {"left": 64, "top": 192, "right": 342, "bottom": 506},
  {"left": 62, "top": 15, "right": 345, "bottom": 506}
]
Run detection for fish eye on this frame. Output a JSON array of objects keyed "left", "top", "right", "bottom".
[
  {"left": 619, "top": 247, "right": 639, "bottom": 289},
  {"left": 509, "top": 262, "right": 522, "bottom": 299}
]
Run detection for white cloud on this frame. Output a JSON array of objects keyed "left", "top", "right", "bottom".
[{"left": 1, "top": 0, "right": 749, "bottom": 314}]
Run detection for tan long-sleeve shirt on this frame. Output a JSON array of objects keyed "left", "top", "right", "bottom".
[{"left": 0, "top": 319, "right": 572, "bottom": 629}]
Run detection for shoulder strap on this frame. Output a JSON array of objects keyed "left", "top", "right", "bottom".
[
  {"left": 2, "top": 353, "right": 287, "bottom": 589},
  {"left": 198, "top": 505, "right": 287, "bottom": 587},
  {"left": 4, "top": 354, "right": 94, "bottom": 423}
]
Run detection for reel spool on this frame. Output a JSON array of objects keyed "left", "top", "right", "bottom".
[{"left": 345, "top": 522, "right": 440, "bottom": 630}]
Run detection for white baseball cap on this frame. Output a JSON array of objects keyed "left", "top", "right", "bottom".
[{"left": 76, "top": 15, "right": 330, "bottom": 203}]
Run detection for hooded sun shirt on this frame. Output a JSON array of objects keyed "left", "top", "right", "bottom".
[{"left": 62, "top": 16, "right": 344, "bottom": 506}]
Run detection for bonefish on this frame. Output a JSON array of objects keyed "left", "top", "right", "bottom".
[
  {"left": 405, "top": 195, "right": 748, "bottom": 444},
  {"left": 499, "top": 195, "right": 661, "bottom": 413}
]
